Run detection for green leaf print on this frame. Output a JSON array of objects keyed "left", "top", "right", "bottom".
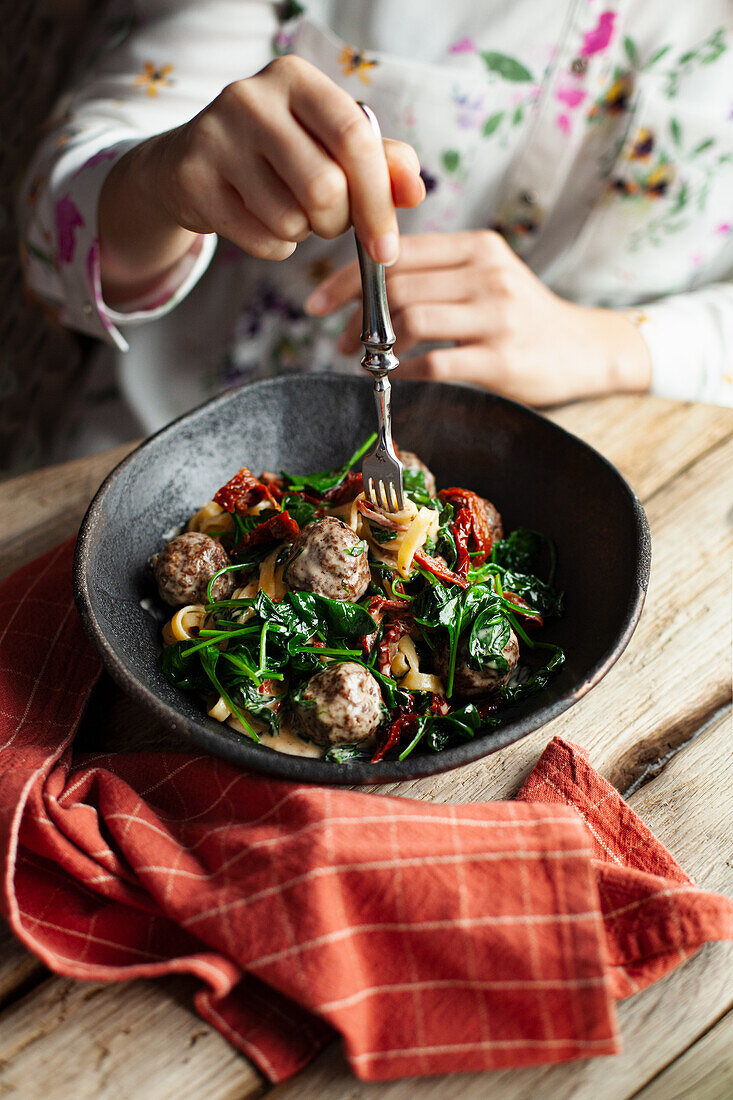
[
  {"left": 665, "top": 27, "right": 727, "bottom": 96},
  {"left": 644, "top": 44, "right": 671, "bottom": 69},
  {"left": 442, "top": 150, "right": 460, "bottom": 172},
  {"left": 701, "top": 28, "right": 725, "bottom": 64},
  {"left": 692, "top": 138, "right": 715, "bottom": 156},
  {"left": 512, "top": 105, "right": 524, "bottom": 126},
  {"left": 623, "top": 36, "right": 638, "bottom": 67},
  {"left": 480, "top": 52, "right": 533, "bottom": 82},
  {"left": 482, "top": 112, "right": 504, "bottom": 137},
  {"left": 26, "top": 241, "right": 55, "bottom": 269},
  {"left": 671, "top": 182, "right": 689, "bottom": 213},
  {"left": 669, "top": 118, "right": 682, "bottom": 146}
]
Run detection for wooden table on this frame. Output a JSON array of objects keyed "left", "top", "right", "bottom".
[{"left": 0, "top": 394, "right": 731, "bottom": 1100}]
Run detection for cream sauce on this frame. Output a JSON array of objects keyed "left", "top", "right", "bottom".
[{"left": 226, "top": 713, "right": 324, "bottom": 758}]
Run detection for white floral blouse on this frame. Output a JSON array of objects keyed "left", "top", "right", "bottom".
[{"left": 20, "top": 0, "right": 733, "bottom": 459}]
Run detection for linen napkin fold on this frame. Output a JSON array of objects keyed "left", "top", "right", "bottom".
[{"left": 0, "top": 540, "right": 730, "bottom": 1083}]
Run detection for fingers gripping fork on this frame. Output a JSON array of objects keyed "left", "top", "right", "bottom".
[{"left": 354, "top": 102, "right": 405, "bottom": 513}]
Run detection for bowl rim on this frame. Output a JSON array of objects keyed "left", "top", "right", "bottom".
[{"left": 73, "top": 374, "right": 651, "bottom": 785}]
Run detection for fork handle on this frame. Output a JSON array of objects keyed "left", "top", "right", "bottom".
[{"left": 354, "top": 103, "right": 399, "bottom": 380}]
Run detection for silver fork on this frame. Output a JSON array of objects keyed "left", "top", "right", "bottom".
[{"left": 354, "top": 103, "right": 405, "bottom": 513}]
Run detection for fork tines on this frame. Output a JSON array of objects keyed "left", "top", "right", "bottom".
[{"left": 363, "top": 466, "right": 404, "bottom": 513}]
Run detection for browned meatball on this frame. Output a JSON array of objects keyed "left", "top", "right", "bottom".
[
  {"left": 397, "top": 449, "right": 437, "bottom": 496},
  {"left": 285, "top": 517, "right": 370, "bottom": 603},
  {"left": 153, "top": 532, "right": 235, "bottom": 607},
  {"left": 293, "top": 662, "right": 383, "bottom": 746},
  {"left": 479, "top": 497, "right": 504, "bottom": 544},
  {"left": 435, "top": 629, "right": 519, "bottom": 696}
]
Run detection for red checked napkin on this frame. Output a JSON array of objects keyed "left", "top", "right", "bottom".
[{"left": 1, "top": 540, "right": 731, "bottom": 1082}]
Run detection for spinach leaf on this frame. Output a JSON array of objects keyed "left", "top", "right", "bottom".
[
  {"left": 500, "top": 644, "right": 565, "bottom": 703},
  {"left": 324, "top": 743, "right": 373, "bottom": 763},
  {"left": 372, "top": 527, "right": 398, "bottom": 544},
  {"left": 159, "top": 641, "right": 211, "bottom": 691},
  {"left": 468, "top": 605, "right": 511, "bottom": 672},
  {"left": 280, "top": 493, "right": 320, "bottom": 529},
  {"left": 491, "top": 527, "right": 557, "bottom": 584},
  {"left": 412, "top": 582, "right": 460, "bottom": 630},
  {"left": 281, "top": 433, "right": 376, "bottom": 494},
  {"left": 233, "top": 678, "right": 282, "bottom": 733},
  {"left": 288, "top": 592, "right": 377, "bottom": 641},
  {"left": 403, "top": 468, "right": 433, "bottom": 507},
  {"left": 435, "top": 500, "right": 457, "bottom": 568},
  {"left": 501, "top": 569, "right": 564, "bottom": 618},
  {"left": 199, "top": 646, "right": 259, "bottom": 738},
  {"left": 254, "top": 590, "right": 315, "bottom": 641},
  {"left": 398, "top": 703, "right": 498, "bottom": 760}
]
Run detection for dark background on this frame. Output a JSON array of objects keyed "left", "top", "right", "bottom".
[{"left": 1, "top": 0, "right": 96, "bottom": 475}]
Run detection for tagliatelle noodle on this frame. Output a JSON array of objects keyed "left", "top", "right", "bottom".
[
  {"left": 231, "top": 578, "right": 259, "bottom": 622},
  {"left": 208, "top": 695, "right": 232, "bottom": 722},
  {"left": 186, "top": 500, "right": 234, "bottom": 535},
  {"left": 162, "top": 604, "right": 207, "bottom": 646},
  {"left": 394, "top": 635, "right": 445, "bottom": 694},
  {"left": 396, "top": 507, "right": 440, "bottom": 577},
  {"left": 258, "top": 547, "right": 286, "bottom": 602}
]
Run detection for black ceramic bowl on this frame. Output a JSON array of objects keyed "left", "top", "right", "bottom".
[{"left": 74, "top": 374, "right": 650, "bottom": 784}]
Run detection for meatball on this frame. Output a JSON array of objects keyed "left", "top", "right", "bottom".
[
  {"left": 479, "top": 497, "right": 504, "bottom": 544},
  {"left": 435, "top": 629, "right": 519, "bottom": 696},
  {"left": 293, "top": 662, "right": 383, "bottom": 746},
  {"left": 285, "top": 517, "right": 370, "bottom": 603},
  {"left": 153, "top": 532, "right": 235, "bottom": 607},
  {"left": 397, "top": 449, "right": 436, "bottom": 496}
]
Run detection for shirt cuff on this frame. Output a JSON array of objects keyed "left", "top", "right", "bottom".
[
  {"left": 29, "top": 134, "right": 217, "bottom": 352},
  {"left": 633, "top": 292, "right": 733, "bottom": 406},
  {"left": 94, "top": 231, "right": 219, "bottom": 346}
]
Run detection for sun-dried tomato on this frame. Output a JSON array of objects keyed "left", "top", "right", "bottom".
[
  {"left": 320, "top": 470, "right": 364, "bottom": 505},
  {"left": 258, "top": 679, "right": 281, "bottom": 696},
  {"left": 356, "top": 497, "right": 400, "bottom": 529},
  {"left": 377, "top": 616, "right": 414, "bottom": 676},
  {"left": 360, "top": 596, "right": 410, "bottom": 657},
  {"left": 232, "top": 512, "right": 299, "bottom": 557},
  {"left": 438, "top": 487, "right": 493, "bottom": 563},
  {"left": 430, "top": 694, "right": 450, "bottom": 716},
  {"left": 452, "top": 506, "right": 473, "bottom": 579},
  {"left": 477, "top": 697, "right": 500, "bottom": 719},
  {"left": 413, "top": 549, "right": 469, "bottom": 589},
  {"left": 372, "top": 712, "right": 418, "bottom": 763},
  {"left": 214, "top": 467, "right": 279, "bottom": 513}
]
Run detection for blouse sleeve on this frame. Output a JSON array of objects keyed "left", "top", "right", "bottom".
[
  {"left": 19, "top": 0, "right": 281, "bottom": 351},
  {"left": 634, "top": 279, "right": 733, "bottom": 408}
]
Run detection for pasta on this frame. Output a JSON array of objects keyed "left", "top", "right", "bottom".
[{"left": 154, "top": 440, "right": 565, "bottom": 764}]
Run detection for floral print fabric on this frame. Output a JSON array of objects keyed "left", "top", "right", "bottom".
[{"left": 19, "top": 0, "right": 733, "bottom": 460}]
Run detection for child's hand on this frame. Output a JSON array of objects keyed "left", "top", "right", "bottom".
[
  {"left": 99, "top": 56, "right": 424, "bottom": 300},
  {"left": 305, "top": 230, "right": 651, "bottom": 405}
]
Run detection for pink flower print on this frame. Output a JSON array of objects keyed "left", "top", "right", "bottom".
[
  {"left": 581, "top": 11, "right": 616, "bottom": 57},
  {"left": 557, "top": 113, "right": 572, "bottom": 135},
  {"left": 73, "top": 149, "right": 118, "bottom": 178},
  {"left": 55, "top": 194, "right": 84, "bottom": 264},
  {"left": 556, "top": 85, "right": 587, "bottom": 108},
  {"left": 716, "top": 222, "right": 731, "bottom": 235},
  {"left": 449, "top": 37, "right": 476, "bottom": 55},
  {"left": 274, "top": 28, "right": 294, "bottom": 54}
]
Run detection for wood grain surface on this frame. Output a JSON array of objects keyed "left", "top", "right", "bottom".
[{"left": 0, "top": 394, "right": 731, "bottom": 1100}]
